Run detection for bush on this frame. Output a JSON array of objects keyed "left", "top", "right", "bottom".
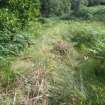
[
  {"left": 40, "top": 0, "right": 71, "bottom": 16},
  {"left": 87, "top": 0, "right": 105, "bottom": 6},
  {"left": 0, "top": 8, "right": 20, "bottom": 31},
  {"left": 9, "top": 0, "right": 40, "bottom": 20},
  {"left": 0, "top": 0, "right": 40, "bottom": 31},
  {"left": 0, "top": 30, "right": 30, "bottom": 56},
  {"left": 75, "top": 6, "right": 105, "bottom": 20}
]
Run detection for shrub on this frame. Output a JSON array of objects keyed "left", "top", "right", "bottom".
[
  {"left": 8, "top": 0, "right": 40, "bottom": 20},
  {"left": 0, "top": 30, "right": 30, "bottom": 56},
  {"left": 77, "top": 6, "right": 105, "bottom": 20},
  {"left": 87, "top": 0, "right": 105, "bottom": 6},
  {"left": 71, "top": 30, "right": 97, "bottom": 49},
  {"left": 40, "top": 0, "right": 71, "bottom": 16},
  {"left": 0, "top": 0, "right": 40, "bottom": 31},
  {"left": 0, "top": 8, "right": 20, "bottom": 31}
]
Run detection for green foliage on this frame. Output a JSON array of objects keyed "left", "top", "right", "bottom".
[
  {"left": 9, "top": 0, "right": 40, "bottom": 20},
  {"left": 76, "top": 6, "right": 105, "bottom": 20},
  {"left": 0, "top": 8, "right": 20, "bottom": 31},
  {"left": 70, "top": 21, "right": 105, "bottom": 105},
  {"left": 0, "top": 0, "right": 40, "bottom": 56},
  {"left": 40, "top": 0, "right": 71, "bottom": 16},
  {"left": 0, "top": 0, "right": 40, "bottom": 31},
  {"left": 0, "top": 30, "right": 30, "bottom": 56},
  {"left": 0, "top": 57, "right": 16, "bottom": 88},
  {"left": 87, "top": 0, "right": 105, "bottom": 6},
  {"left": 70, "top": 20, "right": 105, "bottom": 59},
  {"left": 71, "top": 30, "right": 97, "bottom": 49},
  {"left": 78, "top": 59, "right": 105, "bottom": 105}
]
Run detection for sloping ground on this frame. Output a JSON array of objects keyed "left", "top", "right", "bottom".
[{"left": 1, "top": 20, "right": 105, "bottom": 105}]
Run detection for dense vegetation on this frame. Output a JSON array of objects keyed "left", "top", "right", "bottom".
[{"left": 0, "top": 0, "right": 105, "bottom": 105}]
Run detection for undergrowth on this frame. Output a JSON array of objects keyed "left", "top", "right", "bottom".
[{"left": 1, "top": 19, "right": 105, "bottom": 105}]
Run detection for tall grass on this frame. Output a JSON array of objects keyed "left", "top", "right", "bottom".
[{"left": 1, "top": 18, "right": 105, "bottom": 105}]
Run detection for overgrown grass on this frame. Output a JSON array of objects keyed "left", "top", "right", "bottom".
[{"left": 1, "top": 19, "right": 105, "bottom": 105}]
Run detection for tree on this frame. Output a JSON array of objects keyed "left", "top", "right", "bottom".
[
  {"left": 71, "top": 0, "right": 81, "bottom": 15},
  {"left": 40, "top": 0, "right": 71, "bottom": 16}
]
